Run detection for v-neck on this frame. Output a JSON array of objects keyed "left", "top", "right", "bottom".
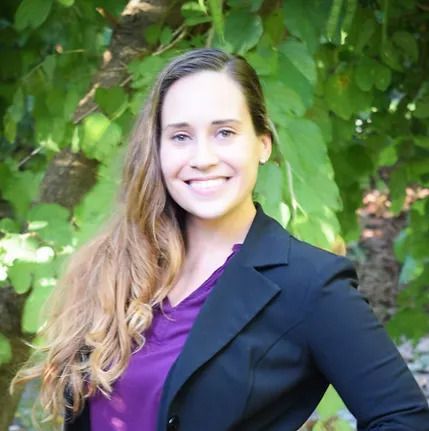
[{"left": 164, "top": 243, "right": 242, "bottom": 310}]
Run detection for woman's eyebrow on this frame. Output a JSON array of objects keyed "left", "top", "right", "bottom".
[
  {"left": 212, "top": 119, "right": 241, "bottom": 126},
  {"left": 163, "top": 119, "right": 241, "bottom": 131}
]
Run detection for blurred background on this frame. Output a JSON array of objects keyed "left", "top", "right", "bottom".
[{"left": 0, "top": 0, "right": 428, "bottom": 429}]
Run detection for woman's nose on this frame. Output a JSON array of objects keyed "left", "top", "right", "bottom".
[{"left": 189, "top": 138, "right": 219, "bottom": 169}]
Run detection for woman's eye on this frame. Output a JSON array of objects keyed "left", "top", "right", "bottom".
[
  {"left": 218, "top": 129, "right": 235, "bottom": 138},
  {"left": 172, "top": 133, "right": 189, "bottom": 142}
]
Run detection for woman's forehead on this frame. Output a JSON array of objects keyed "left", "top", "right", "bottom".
[{"left": 160, "top": 71, "right": 251, "bottom": 127}]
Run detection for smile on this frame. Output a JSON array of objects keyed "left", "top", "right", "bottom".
[{"left": 185, "top": 177, "right": 230, "bottom": 194}]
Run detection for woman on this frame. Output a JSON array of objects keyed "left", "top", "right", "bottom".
[{"left": 13, "top": 48, "right": 429, "bottom": 430}]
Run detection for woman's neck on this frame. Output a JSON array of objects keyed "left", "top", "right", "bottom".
[{"left": 184, "top": 200, "right": 256, "bottom": 259}]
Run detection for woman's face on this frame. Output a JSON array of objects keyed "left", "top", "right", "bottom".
[{"left": 159, "top": 70, "right": 271, "bottom": 223}]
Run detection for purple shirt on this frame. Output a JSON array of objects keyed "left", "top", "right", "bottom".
[{"left": 90, "top": 243, "right": 242, "bottom": 431}]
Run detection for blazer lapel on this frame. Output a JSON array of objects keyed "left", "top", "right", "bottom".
[{"left": 160, "top": 203, "right": 291, "bottom": 414}]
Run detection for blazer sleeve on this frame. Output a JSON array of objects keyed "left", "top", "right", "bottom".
[{"left": 303, "top": 256, "right": 429, "bottom": 430}]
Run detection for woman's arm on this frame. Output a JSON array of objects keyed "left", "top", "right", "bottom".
[{"left": 304, "top": 256, "right": 429, "bottom": 430}]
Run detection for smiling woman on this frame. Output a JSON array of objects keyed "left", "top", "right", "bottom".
[
  {"left": 159, "top": 70, "right": 271, "bottom": 224},
  {"left": 11, "top": 48, "right": 429, "bottom": 431}
]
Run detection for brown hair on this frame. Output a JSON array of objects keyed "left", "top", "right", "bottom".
[{"left": 11, "top": 47, "right": 272, "bottom": 424}]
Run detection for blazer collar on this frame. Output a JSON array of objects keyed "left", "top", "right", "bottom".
[
  {"left": 235, "top": 201, "right": 290, "bottom": 268},
  {"left": 158, "top": 203, "right": 290, "bottom": 426}
]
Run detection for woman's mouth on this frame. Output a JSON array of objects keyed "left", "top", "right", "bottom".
[{"left": 185, "top": 177, "right": 231, "bottom": 194}]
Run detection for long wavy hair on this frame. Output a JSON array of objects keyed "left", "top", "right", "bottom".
[{"left": 11, "top": 47, "right": 273, "bottom": 424}]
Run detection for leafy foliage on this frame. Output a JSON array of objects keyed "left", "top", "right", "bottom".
[{"left": 1, "top": 0, "right": 428, "bottom": 427}]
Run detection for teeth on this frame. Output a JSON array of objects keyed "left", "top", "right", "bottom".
[{"left": 188, "top": 178, "right": 227, "bottom": 190}]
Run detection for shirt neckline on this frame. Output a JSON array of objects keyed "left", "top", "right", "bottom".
[{"left": 164, "top": 243, "right": 243, "bottom": 310}]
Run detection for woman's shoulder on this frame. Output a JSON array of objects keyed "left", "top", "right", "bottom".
[
  {"left": 270, "top": 229, "right": 359, "bottom": 309},
  {"left": 251, "top": 204, "right": 356, "bottom": 286},
  {"left": 288, "top": 233, "right": 355, "bottom": 276}
]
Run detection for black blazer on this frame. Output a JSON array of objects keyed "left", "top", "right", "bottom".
[{"left": 65, "top": 203, "right": 429, "bottom": 430}]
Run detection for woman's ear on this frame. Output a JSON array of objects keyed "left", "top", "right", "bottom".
[{"left": 259, "top": 133, "right": 272, "bottom": 164}]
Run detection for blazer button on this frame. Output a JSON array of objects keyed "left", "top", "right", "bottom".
[{"left": 167, "top": 415, "right": 180, "bottom": 431}]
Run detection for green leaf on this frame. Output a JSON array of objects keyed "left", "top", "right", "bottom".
[
  {"left": 389, "top": 167, "right": 408, "bottom": 213},
  {"left": 2, "top": 170, "right": 42, "bottom": 219},
  {"left": 307, "top": 105, "right": 333, "bottom": 144},
  {"left": 387, "top": 308, "right": 429, "bottom": 342},
  {"left": 57, "top": 0, "right": 75, "bottom": 6},
  {"left": 22, "top": 281, "right": 54, "bottom": 333},
  {"left": 144, "top": 24, "right": 162, "bottom": 45},
  {"left": 129, "top": 90, "right": 149, "bottom": 115},
  {"left": 280, "top": 119, "right": 326, "bottom": 172},
  {"left": 208, "top": 0, "right": 224, "bottom": 41},
  {"left": 255, "top": 161, "right": 284, "bottom": 205},
  {"left": 283, "top": 0, "right": 326, "bottom": 53},
  {"left": 8, "top": 88, "right": 25, "bottom": 122},
  {"left": 415, "top": 136, "right": 429, "bottom": 149},
  {"left": 399, "top": 255, "right": 424, "bottom": 285},
  {"left": 393, "top": 31, "right": 418, "bottom": 63},
  {"left": 341, "top": 0, "right": 357, "bottom": 35},
  {"left": 246, "top": 40, "right": 278, "bottom": 76},
  {"left": 325, "top": 74, "right": 354, "bottom": 120},
  {"left": 293, "top": 170, "right": 341, "bottom": 214},
  {"left": 42, "top": 55, "right": 56, "bottom": 81},
  {"left": 227, "top": 0, "right": 263, "bottom": 10},
  {"left": 279, "top": 40, "right": 316, "bottom": 85},
  {"left": 223, "top": 10, "right": 263, "bottom": 54},
  {"left": 27, "top": 203, "right": 73, "bottom": 247},
  {"left": 393, "top": 229, "right": 408, "bottom": 261},
  {"left": 81, "top": 113, "right": 122, "bottom": 161},
  {"left": 325, "top": 71, "right": 371, "bottom": 119},
  {"left": 263, "top": 8, "right": 284, "bottom": 45},
  {"left": 0, "top": 218, "right": 20, "bottom": 234},
  {"left": 413, "top": 101, "right": 429, "bottom": 119},
  {"left": 90, "top": 122, "right": 122, "bottom": 161},
  {"left": 15, "top": 0, "right": 53, "bottom": 30},
  {"left": 264, "top": 79, "right": 306, "bottom": 119},
  {"left": 20, "top": 260, "right": 57, "bottom": 334},
  {"left": 3, "top": 88, "right": 25, "bottom": 142},
  {"left": 278, "top": 119, "right": 341, "bottom": 214},
  {"left": 0, "top": 334, "right": 12, "bottom": 365},
  {"left": 182, "top": 1, "right": 206, "bottom": 16},
  {"left": 181, "top": 1, "right": 211, "bottom": 27},
  {"left": 128, "top": 56, "right": 166, "bottom": 89},
  {"left": 3, "top": 111, "right": 17, "bottom": 142},
  {"left": 377, "top": 144, "right": 397, "bottom": 166},
  {"left": 160, "top": 26, "right": 173, "bottom": 45},
  {"left": 291, "top": 208, "right": 341, "bottom": 249},
  {"left": 74, "top": 155, "right": 122, "bottom": 244},
  {"left": 95, "top": 87, "right": 128, "bottom": 118},
  {"left": 355, "top": 57, "right": 377, "bottom": 92},
  {"left": 350, "top": 83, "right": 372, "bottom": 113},
  {"left": 355, "top": 18, "right": 375, "bottom": 53},
  {"left": 64, "top": 88, "right": 80, "bottom": 120},
  {"left": 8, "top": 261, "right": 34, "bottom": 294},
  {"left": 381, "top": 40, "right": 402, "bottom": 71},
  {"left": 326, "top": 0, "right": 344, "bottom": 43},
  {"left": 278, "top": 55, "right": 314, "bottom": 109},
  {"left": 45, "top": 87, "right": 65, "bottom": 116},
  {"left": 374, "top": 63, "right": 391, "bottom": 91}
]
